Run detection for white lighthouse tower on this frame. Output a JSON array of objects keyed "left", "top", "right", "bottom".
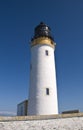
[{"left": 28, "top": 22, "right": 58, "bottom": 115}]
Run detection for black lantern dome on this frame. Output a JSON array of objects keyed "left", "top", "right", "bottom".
[{"left": 31, "top": 22, "right": 54, "bottom": 41}]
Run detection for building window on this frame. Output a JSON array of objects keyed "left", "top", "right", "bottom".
[
  {"left": 45, "top": 50, "right": 49, "bottom": 56},
  {"left": 46, "top": 88, "right": 49, "bottom": 95},
  {"left": 30, "top": 64, "right": 32, "bottom": 70},
  {"left": 21, "top": 106, "right": 23, "bottom": 116}
]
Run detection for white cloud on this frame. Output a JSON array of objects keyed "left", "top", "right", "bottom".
[{"left": 0, "top": 111, "right": 16, "bottom": 116}]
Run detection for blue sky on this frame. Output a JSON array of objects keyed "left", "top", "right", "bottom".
[{"left": 0, "top": 0, "right": 83, "bottom": 115}]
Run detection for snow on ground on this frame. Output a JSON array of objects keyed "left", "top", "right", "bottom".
[{"left": 0, "top": 117, "right": 83, "bottom": 130}]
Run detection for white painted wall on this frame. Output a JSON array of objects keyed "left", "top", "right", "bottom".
[
  {"left": 28, "top": 44, "right": 58, "bottom": 115},
  {"left": 0, "top": 117, "right": 83, "bottom": 130}
]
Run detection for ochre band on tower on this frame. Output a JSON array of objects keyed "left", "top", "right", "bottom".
[{"left": 31, "top": 37, "right": 55, "bottom": 48}]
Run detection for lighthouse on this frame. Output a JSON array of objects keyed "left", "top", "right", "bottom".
[{"left": 28, "top": 22, "right": 58, "bottom": 115}]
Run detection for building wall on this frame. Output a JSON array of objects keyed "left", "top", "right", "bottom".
[
  {"left": 28, "top": 44, "right": 58, "bottom": 115},
  {"left": 17, "top": 100, "right": 28, "bottom": 116}
]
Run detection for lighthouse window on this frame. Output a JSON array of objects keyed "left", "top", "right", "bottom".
[
  {"left": 45, "top": 50, "right": 49, "bottom": 56},
  {"left": 46, "top": 88, "right": 49, "bottom": 95}
]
